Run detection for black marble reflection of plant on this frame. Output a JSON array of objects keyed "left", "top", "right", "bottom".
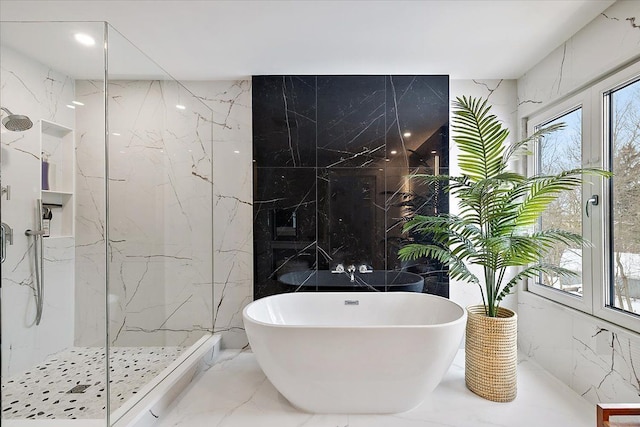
[{"left": 386, "top": 186, "right": 448, "bottom": 288}]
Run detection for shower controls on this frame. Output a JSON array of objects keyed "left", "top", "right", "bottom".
[
  {"left": 1, "top": 222, "right": 14, "bottom": 264},
  {"left": 2, "top": 184, "right": 10, "bottom": 200}
]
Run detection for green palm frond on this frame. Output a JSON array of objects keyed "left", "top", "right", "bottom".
[
  {"left": 399, "top": 95, "right": 611, "bottom": 317},
  {"left": 501, "top": 122, "right": 566, "bottom": 164},
  {"left": 452, "top": 96, "right": 509, "bottom": 181},
  {"left": 496, "top": 263, "right": 579, "bottom": 302}
]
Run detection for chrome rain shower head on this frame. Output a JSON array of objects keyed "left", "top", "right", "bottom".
[{"left": 1, "top": 107, "right": 33, "bottom": 132}]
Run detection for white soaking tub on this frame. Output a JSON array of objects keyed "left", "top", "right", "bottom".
[{"left": 242, "top": 292, "right": 466, "bottom": 414}]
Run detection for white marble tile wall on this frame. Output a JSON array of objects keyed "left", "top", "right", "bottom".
[
  {"left": 73, "top": 79, "right": 107, "bottom": 347},
  {"left": 516, "top": 0, "right": 640, "bottom": 405},
  {"left": 0, "top": 45, "right": 76, "bottom": 377},
  {"left": 518, "top": 0, "right": 640, "bottom": 119},
  {"left": 184, "top": 80, "right": 253, "bottom": 349},
  {"left": 449, "top": 79, "right": 519, "bottom": 314},
  {"left": 74, "top": 79, "right": 214, "bottom": 348}
]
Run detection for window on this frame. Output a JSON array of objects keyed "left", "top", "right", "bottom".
[
  {"left": 607, "top": 77, "right": 640, "bottom": 317},
  {"left": 537, "top": 108, "right": 583, "bottom": 296},
  {"left": 527, "top": 60, "right": 640, "bottom": 331}
]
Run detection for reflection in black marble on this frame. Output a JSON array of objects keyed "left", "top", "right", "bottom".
[
  {"left": 317, "top": 76, "right": 386, "bottom": 168},
  {"left": 253, "top": 168, "right": 317, "bottom": 298},
  {"left": 253, "top": 75, "right": 449, "bottom": 300},
  {"left": 279, "top": 270, "right": 424, "bottom": 293},
  {"left": 317, "top": 168, "right": 386, "bottom": 271}
]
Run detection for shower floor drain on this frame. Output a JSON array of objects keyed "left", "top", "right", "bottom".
[{"left": 67, "top": 385, "right": 91, "bottom": 394}]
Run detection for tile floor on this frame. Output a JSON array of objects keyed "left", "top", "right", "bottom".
[
  {"left": 1, "top": 346, "right": 184, "bottom": 420},
  {"left": 155, "top": 349, "right": 595, "bottom": 427}
]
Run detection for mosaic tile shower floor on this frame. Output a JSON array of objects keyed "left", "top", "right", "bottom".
[{"left": 1, "top": 346, "right": 185, "bottom": 420}]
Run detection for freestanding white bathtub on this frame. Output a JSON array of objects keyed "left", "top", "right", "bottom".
[{"left": 242, "top": 291, "right": 466, "bottom": 414}]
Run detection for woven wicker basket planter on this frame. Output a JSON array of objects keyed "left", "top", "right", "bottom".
[{"left": 465, "top": 305, "right": 517, "bottom": 402}]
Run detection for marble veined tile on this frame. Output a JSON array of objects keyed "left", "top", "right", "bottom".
[{"left": 155, "top": 350, "right": 593, "bottom": 427}]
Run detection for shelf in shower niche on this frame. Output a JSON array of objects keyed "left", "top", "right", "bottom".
[
  {"left": 41, "top": 120, "right": 72, "bottom": 138},
  {"left": 42, "top": 190, "right": 74, "bottom": 196},
  {"left": 44, "top": 234, "right": 74, "bottom": 240},
  {"left": 42, "top": 190, "right": 73, "bottom": 206},
  {"left": 39, "top": 120, "right": 75, "bottom": 239},
  {"left": 41, "top": 191, "right": 74, "bottom": 238}
]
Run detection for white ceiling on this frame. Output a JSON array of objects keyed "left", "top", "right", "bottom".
[{"left": 0, "top": 0, "right": 616, "bottom": 80}]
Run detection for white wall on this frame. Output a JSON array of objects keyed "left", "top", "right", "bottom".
[
  {"left": 1, "top": 46, "right": 76, "bottom": 377},
  {"left": 74, "top": 78, "right": 253, "bottom": 350},
  {"left": 75, "top": 79, "right": 214, "bottom": 348},
  {"left": 184, "top": 81, "right": 253, "bottom": 349},
  {"left": 516, "top": 0, "right": 640, "bottom": 405}
]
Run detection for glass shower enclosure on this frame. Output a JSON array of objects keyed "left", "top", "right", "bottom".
[{"left": 0, "top": 22, "right": 214, "bottom": 424}]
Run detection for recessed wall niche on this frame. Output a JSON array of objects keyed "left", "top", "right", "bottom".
[{"left": 253, "top": 75, "right": 449, "bottom": 300}]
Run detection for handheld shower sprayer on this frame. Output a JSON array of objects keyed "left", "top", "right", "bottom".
[{"left": 1, "top": 107, "right": 33, "bottom": 132}]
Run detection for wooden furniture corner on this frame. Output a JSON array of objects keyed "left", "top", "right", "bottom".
[{"left": 597, "top": 403, "right": 640, "bottom": 427}]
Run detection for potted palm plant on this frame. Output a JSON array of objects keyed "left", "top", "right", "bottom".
[{"left": 399, "top": 96, "right": 609, "bottom": 402}]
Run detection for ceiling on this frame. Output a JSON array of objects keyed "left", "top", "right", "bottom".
[{"left": 0, "top": 0, "right": 616, "bottom": 81}]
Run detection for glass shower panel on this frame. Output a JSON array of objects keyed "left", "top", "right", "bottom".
[
  {"left": 1, "top": 22, "right": 108, "bottom": 421},
  {"left": 105, "top": 26, "right": 213, "bottom": 419}
]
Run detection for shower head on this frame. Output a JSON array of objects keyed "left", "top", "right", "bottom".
[{"left": 1, "top": 107, "right": 33, "bottom": 132}]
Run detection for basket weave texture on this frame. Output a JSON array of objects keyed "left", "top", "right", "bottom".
[{"left": 465, "top": 305, "right": 517, "bottom": 402}]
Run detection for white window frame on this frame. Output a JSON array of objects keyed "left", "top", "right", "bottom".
[
  {"left": 524, "top": 59, "right": 640, "bottom": 332},
  {"left": 592, "top": 60, "right": 640, "bottom": 332},
  {"left": 526, "top": 91, "right": 594, "bottom": 315}
]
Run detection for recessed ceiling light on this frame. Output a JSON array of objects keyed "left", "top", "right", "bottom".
[
  {"left": 390, "top": 150, "right": 398, "bottom": 155},
  {"left": 112, "top": 132, "right": 121, "bottom": 136},
  {"left": 431, "top": 150, "right": 437, "bottom": 154},
  {"left": 176, "top": 104, "right": 186, "bottom": 110},
  {"left": 72, "top": 101, "right": 84, "bottom": 106},
  {"left": 233, "top": 150, "right": 240, "bottom": 154},
  {"left": 385, "top": 158, "right": 390, "bottom": 162},
  {"left": 66, "top": 104, "right": 75, "bottom": 109},
  {"left": 403, "top": 132, "right": 411, "bottom": 137},
  {"left": 74, "top": 33, "right": 95, "bottom": 47}
]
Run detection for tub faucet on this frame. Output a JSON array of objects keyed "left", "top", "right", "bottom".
[{"left": 346, "top": 264, "right": 356, "bottom": 282}]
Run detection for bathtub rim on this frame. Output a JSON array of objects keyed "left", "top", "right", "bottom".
[{"left": 242, "top": 291, "right": 467, "bottom": 330}]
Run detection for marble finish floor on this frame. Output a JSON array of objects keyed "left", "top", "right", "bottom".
[
  {"left": 2, "top": 346, "right": 184, "bottom": 420},
  {"left": 156, "top": 349, "right": 594, "bottom": 427}
]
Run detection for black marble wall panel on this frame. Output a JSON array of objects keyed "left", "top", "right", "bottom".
[
  {"left": 317, "top": 168, "right": 386, "bottom": 271},
  {"left": 253, "top": 76, "right": 316, "bottom": 167},
  {"left": 253, "top": 75, "right": 449, "bottom": 300},
  {"left": 317, "top": 76, "right": 386, "bottom": 168},
  {"left": 253, "top": 167, "right": 317, "bottom": 298}
]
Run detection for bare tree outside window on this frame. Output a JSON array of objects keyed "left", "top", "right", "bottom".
[
  {"left": 611, "top": 79, "right": 640, "bottom": 314},
  {"left": 538, "top": 108, "right": 583, "bottom": 295}
]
